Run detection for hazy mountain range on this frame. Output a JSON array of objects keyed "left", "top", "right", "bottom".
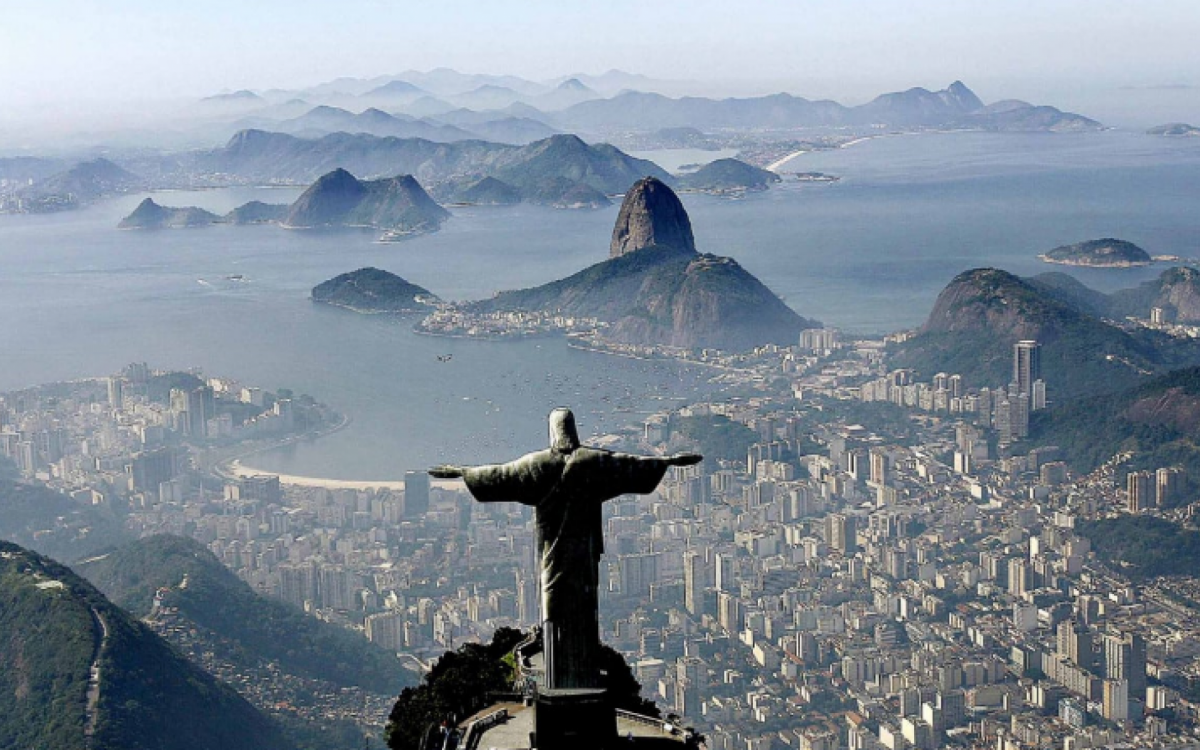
[
  {"left": 198, "top": 78, "right": 1100, "bottom": 144},
  {"left": 185, "top": 131, "right": 670, "bottom": 199},
  {"left": 2, "top": 75, "right": 1107, "bottom": 213}
]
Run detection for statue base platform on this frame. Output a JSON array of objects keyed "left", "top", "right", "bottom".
[{"left": 534, "top": 687, "right": 617, "bottom": 749}]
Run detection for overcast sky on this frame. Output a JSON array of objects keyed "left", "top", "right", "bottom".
[{"left": 1, "top": 0, "right": 1198, "bottom": 125}]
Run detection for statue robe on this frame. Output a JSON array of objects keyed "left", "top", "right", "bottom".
[{"left": 461, "top": 447, "right": 673, "bottom": 689}]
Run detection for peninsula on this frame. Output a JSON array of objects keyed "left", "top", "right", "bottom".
[{"left": 420, "top": 176, "right": 819, "bottom": 350}]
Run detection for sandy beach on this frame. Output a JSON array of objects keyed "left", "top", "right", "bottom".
[
  {"left": 766, "top": 149, "right": 808, "bottom": 172},
  {"left": 227, "top": 459, "right": 461, "bottom": 491}
]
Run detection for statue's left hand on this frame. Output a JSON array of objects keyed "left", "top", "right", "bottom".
[
  {"left": 429, "top": 465, "right": 464, "bottom": 479},
  {"left": 667, "top": 453, "right": 703, "bottom": 466}
]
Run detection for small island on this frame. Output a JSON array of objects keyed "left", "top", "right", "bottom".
[
  {"left": 677, "top": 158, "right": 781, "bottom": 194},
  {"left": 1039, "top": 238, "right": 1152, "bottom": 268},
  {"left": 311, "top": 267, "right": 440, "bottom": 313},
  {"left": 793, "top": 171, "right": 840, "bottom": 183},
  {"left": 284, "top": 169, "right": 450, "bottom": 235},
  {"left": 118, "top": 198, "right": 221, "bottom": 229},
  {"left": 117, "top": 170, "right": 451, "bottom": 239},
  {"left": 1147, "top": 123, "right": 1200, "bottom": 137}
]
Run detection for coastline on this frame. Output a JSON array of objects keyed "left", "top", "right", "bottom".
[
  {"left": 216, "top": 336, "right": 723, "bottom": 489},
  {"left": 312, "top": 298, "right": 433, "bottom": 316},
  {"left": 767, "top": 132, "right": 886, "bottom": 173},
  {"left": 766, "top": 150, "right": 808, "bottom": 173},
  {"left": 227, "top": 459, "right": 463, "bottom": 491},
  {"left": 1038, "top": 254, "right": 1152, "bottom": 268},
  {"left": 564, "top": 339, "right": 746, "bottom": 374}
]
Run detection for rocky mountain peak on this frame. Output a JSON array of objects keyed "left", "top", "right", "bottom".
[
  {"left": 609, "top": 176, "right": 696, "bottom": 259},
  {"left": 944, "top": 80, "right": 984, "bottom": 111}
]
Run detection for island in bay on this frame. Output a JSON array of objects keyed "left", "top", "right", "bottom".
[
  {"left": 117, "top": 169, "right": 451, "bottom": 239},
  {"left": 313, "top": 175, "right": 819, "bottom": 351},
  {"left": 676, "top": 158, "right": 781, "bottom": 194},
  {"left": 311, "top": 267, "right": 440, "bottom": 313},
  {"left": 1039, "top": 238, "right": 1152, "bottom": 267},
  {"left": 1147, "top": 122, "right": 1200, "bottom": 137}
]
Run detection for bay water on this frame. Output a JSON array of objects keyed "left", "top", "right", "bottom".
[{"left": 1, "top": 130, "right": 1196, "bottom": 477}]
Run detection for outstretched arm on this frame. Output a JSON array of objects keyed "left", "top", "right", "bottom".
[
  {"left": 430, "top": 451, "right": 560, "bottom": 505},
  {"left": 597, "top": 451, "right": 704, "bottom": 497}
]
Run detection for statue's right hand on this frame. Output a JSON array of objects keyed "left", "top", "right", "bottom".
[{"left": 429, "top": 465, "right": 464, "bottom": 479}]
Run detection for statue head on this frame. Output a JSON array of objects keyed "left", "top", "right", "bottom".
[{"left": 548, "top": 408, "right": 581, "bottom": 454}]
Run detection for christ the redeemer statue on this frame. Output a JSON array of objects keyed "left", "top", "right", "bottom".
[{"left": 431, "top": 407, "right": 701, "bottom": 691}]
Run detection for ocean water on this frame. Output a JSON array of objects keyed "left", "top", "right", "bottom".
[{"left": 1, "top": 130, "right": 1197, "bottom": 477}]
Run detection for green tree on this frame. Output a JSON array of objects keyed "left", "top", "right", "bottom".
[
  {"left": 385, "top": 627, "right": 523, "bottom": 750},
  {"left": 385, "top": 629, "right": 658, "bottom": 750}
]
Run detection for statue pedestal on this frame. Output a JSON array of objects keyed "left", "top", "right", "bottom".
[{"left": 534, "top": 688, "right": 616, "bottom": 749}]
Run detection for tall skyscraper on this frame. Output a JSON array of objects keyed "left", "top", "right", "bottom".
[
  {"left": 995, "top": 397, "right": 1014, "bottom": 443},
  {"left": 683, "top": 549, "right": 711, "bottom": 616},
  {"left": 1014, "top": 340, "right": 1043, "bottom": 408},
  {"left": 404, "top": 470, "right": 430, "bottom": 518},
  {"left": 1127, "top": 471, "right": 1154, "bottom": 512},
  {"left": 1105, "top": 631, "right": 1146, "bottom": 716},
  {"left": 1057, "top": 620, "right": 1094, "bottom": 670},
  {"left": 107, "top": 377, "right": 124, "bottom": 410},
  {"left": 714, "top": 552, "right": 736, "bottom": 592},
  {"left": 1031, "top": 379, "right": 1047, "bottom": 411},
  {"left": 1157, "top": 467, "right": 1185, "bottom": 507},
  {"left": 827, "top": 513, "right": 857, "bottom": 555},
  {"left": 170, "top": 385, "right": 213, "bottom": 438}
]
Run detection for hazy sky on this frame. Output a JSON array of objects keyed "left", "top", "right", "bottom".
[{"left": 1, "top": 1, "right": 1198, "bottom": 123}]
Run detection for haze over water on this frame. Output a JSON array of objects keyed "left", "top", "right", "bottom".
[{"left": 2, "top": 130, "right": 1197, "bottom": 477}]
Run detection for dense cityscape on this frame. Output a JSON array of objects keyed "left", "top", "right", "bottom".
[
  {"left": 5, "top": 5, "right": 1200, "bottom": 749},
  {"left": 6, "top": 318, "right": 1200, "bottom": 749}
]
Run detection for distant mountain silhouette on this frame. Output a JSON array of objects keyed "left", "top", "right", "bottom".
[
  {"left": 364, "top": 79, "right": 427, "bottom": 98},
  {"left": 277, "top": 105, "right": 476, "bottom": 142},
  {"left": 448, "top": 172, "right": 523, "bottom": 201},
  {"left": 283, "top": 168, "right": 449, "bottom": 233},
  {"left": 19, "top": 158, "right": 141, "bottom": 211},
  {"left": 202, "top": 89, "right": 264, "bottom": 103},
  {"left": 201, "top": 132, "right": 670, "bottom": 207},
  {"left": 554, "top": 81, "right": 1100, "bottom": 132}
]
